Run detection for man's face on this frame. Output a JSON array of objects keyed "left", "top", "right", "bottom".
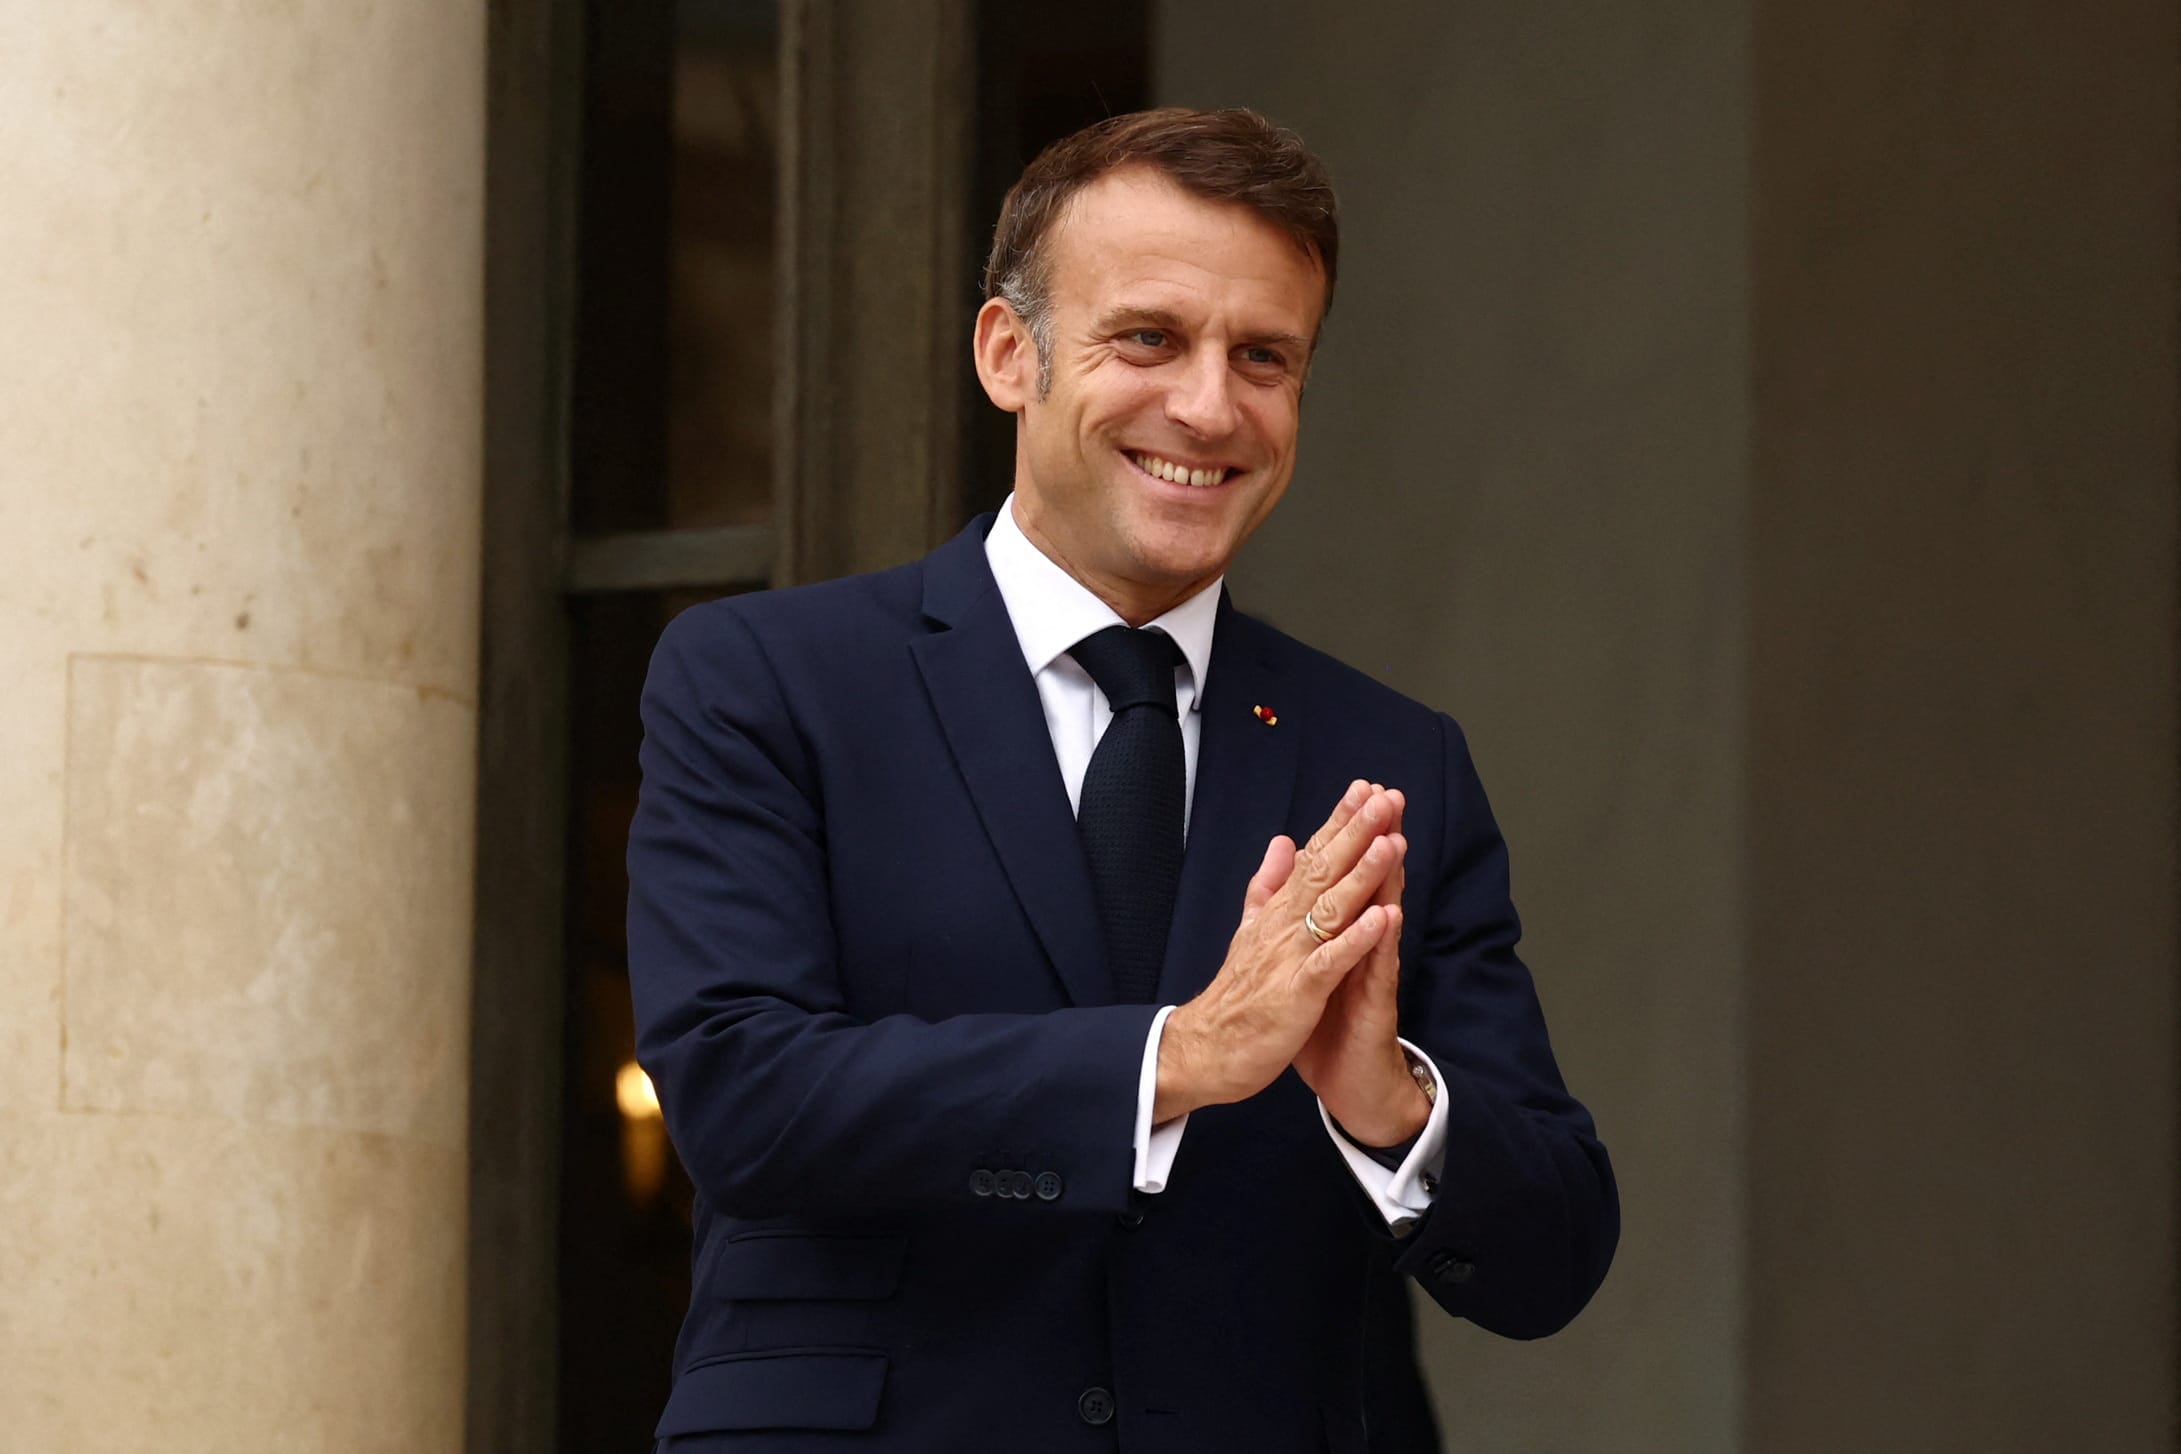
[{"left": 977, "top": 166, "right": 1327, "bottom": 622}]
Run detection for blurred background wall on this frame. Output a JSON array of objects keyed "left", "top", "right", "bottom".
[
  {"left": 1156, "top": 4, "right": 1750, "bottom": 1447},
  {"left": 1159, "top": 3, "right": 2177, "bottom": 1451}
]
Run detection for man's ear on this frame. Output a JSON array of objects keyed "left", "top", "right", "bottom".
[{"left": 972, "top": 297, "right": 1037, "bottom": 413}]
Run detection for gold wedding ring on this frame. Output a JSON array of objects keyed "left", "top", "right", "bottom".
[{"left": 1303, "top": 909, "right": 1335, "bottom": 944}]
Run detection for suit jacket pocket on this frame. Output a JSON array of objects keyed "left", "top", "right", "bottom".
[
  {"left": 717, "top": 1230, "right": 907, "bottom": 1301},
  {"left": 656, "top": 1347, "right": 889, "bottom": 1435}
]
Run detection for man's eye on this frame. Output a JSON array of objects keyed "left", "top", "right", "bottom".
[
  {"left": 1240, "top": 346, "right": 1285, "bottom": 367},
  {"left": 1127, "top": 329, "right": 1169, "bottom": 348}
]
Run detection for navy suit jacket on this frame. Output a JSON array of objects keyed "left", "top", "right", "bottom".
[{"left": 628, "top": 515, "right": 1617, "bottom": 1452}]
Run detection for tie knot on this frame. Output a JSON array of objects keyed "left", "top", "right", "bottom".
[{"left": 1069, "top": 625, "right": 1185, "bottom": 715}]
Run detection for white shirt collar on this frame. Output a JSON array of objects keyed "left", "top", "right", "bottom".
[{"left": 984, "top": 494, "right": 1220, "bottom": 713}]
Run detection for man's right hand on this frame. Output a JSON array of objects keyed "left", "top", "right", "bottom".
[{"left": 1153, "top": 780, "right": 1404, "bottom": 1123}]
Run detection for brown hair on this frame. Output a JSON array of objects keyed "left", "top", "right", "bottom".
[{"left": 981, "top": 107, "right": 1339, "bottom": 388}]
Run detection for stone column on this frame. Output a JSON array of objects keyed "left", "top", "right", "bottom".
[
  {"left": 0, "top": 6, "right": 484, "bottom": 1448},
  {"left": 780, "top": 0, "right": 973, "bottom": 581}
]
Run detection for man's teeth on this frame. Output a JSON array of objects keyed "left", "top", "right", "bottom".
[{"left": 1131, "top": 452, "right": 1231, "bottom": 488}]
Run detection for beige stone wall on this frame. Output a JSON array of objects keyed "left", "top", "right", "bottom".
[{"left": 0, "top": 5, "right": 484, "bottom": 1447}]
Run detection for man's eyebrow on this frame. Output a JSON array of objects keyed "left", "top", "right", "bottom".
[
  {"left": 1094, "top": 306, "right": 1188, "bottom": 334},
  {"left": 1094, "top": 306, "right": 1312, "bottom": 355}
]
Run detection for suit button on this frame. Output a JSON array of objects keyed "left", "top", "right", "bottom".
[
  {"left": 1077, "top": 1386, "right": 1115, "bottom": 1425},
  {"left": 970, "top": 1170, "right": 996, "bottom": 1198},
  {"left": 1011, "top": 1170, "right": 1036, "bottom": 1200},
  {"left": 1115, "top": 1210, "right": 1144, "bottom": 1230},
  {"left": 1426, "top": 1251, "right": 1475, "bottom": 1285},
  {"left": 1034, "top": 1171, "right": 1064, "bottom": 1202}
]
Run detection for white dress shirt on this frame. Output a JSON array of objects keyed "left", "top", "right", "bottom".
[{"left": 983, "top": 497, "right": 1449, "bottom": 1227}]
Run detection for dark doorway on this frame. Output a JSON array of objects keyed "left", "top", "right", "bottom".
[{"left": 538, "top": 3, "right": 1151, "bottom": 1449}]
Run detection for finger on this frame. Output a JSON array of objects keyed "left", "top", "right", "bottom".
[
  {"left": 1363, "top": 903, "right": 1404, "bottom": 996},
  {"left": 1365, "top": 784, "right": 1405, "bottom": 846},
  {"left": 1291, "top": 787, "right": 1395, "bottom": 907},
  {"left": 1372, "top": 832, "right": 1407, "bottom": 908},
  {"left": 1345, "top": 904, "right": 1406, "bottom": 1037},
  {"left": 1298, "top": 831, "right": 1401, "bottom": 944},
  {"left": 1296, "top": 780, "right": 1371, "bottom": 864},
  {"left": 1297, "top": 902, "right": 1390, "bottom": 991},
  {"left": 1315, "top": 903, "right": 1395, "bottom": 1022},
  {"left": 1240, "top": 835, "right": 1296, "bottom": 922}
]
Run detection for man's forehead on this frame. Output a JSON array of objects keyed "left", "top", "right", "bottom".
[
  {"left": 1047, "top": 167, "right": 1298, "bottom": 259},
  {"left": 1040, "top": 169, "right": 1327, "bottom": 325}
]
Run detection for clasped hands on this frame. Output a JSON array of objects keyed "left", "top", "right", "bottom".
[{"left": 1153, "top": 780, "right": 1429, "bottom": 1149}]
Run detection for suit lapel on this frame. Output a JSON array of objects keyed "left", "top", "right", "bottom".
[
  {"left": 1158, "top": 596, "right": 1301, "bottom": 1005},
  {"left": 910, "top": 520, "right": 1114, "bottom": 1008}
]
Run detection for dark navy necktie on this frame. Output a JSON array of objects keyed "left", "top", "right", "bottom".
[{"left": 1068, "top": 625, "right": 1187, "bottom": 1003}]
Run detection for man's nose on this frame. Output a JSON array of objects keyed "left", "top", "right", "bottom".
[{"left": 1164, "top": 348, "right": 1238, "bottom": 438}]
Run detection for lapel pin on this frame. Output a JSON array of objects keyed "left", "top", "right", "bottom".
[{"left": 1252, "top": 704, "right": 1278, "bottom": 727}]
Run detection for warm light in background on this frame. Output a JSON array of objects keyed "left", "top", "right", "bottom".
[
  {"left": 616, "top": 1060, "right": 662, "bottom": 1121},
  {"left": 617, "top": 1060, "right": 669, "bottom": 1206}
]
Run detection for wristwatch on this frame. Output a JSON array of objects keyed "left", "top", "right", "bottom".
[{"left": 1403, "top": 1047, "right": 1437, "bottom": 1104}]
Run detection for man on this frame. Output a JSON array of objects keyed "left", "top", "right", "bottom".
[{"left": 629, "top": 108, "right": 1616, "bottom": 1452}]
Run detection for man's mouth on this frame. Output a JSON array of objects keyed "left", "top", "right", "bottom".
[{"left": 1127, "top": 450, "right": 1237, "bottom": 489}]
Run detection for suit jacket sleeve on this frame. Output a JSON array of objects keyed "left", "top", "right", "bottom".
[
  {"left": 626, "top": 604, "right": 1160, "bottom": 1221},
  {"left": 1389, "top": 712, "right": 1620, "bottom": 1339}
]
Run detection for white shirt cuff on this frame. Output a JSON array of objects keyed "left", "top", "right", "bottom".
[
  {"left": 1132, "top": 1005, "right": 1187, "bottom": 1193},
  {"left": 1318, "top": 1038, "right": 1449, "bottom": 1231}
]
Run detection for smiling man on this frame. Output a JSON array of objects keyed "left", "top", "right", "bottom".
[
  {"left": 629, "top": 108, "right": 1617, "bottom": 1453},
  {"left": 975, "top": 161, "right": 1312, "bottom": 627}
]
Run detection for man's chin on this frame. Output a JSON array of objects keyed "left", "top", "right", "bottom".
[
  {"left": 1124, "top": 546, "right": 1235, "bottom": 600},
  {"left": 1134, "top": 518, "right": 1251, "bottom": 578}
]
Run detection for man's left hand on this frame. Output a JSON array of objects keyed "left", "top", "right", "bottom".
[{"left": 1291, "top": 786, "right": 1430, "bottom": 1149}]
